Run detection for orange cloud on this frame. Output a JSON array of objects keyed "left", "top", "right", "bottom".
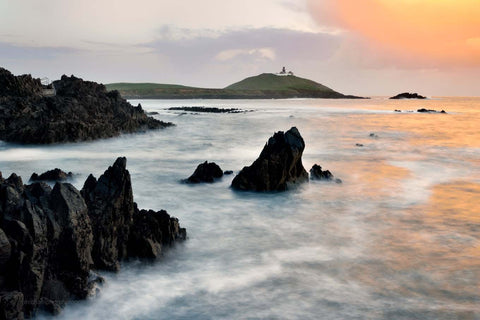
[{"left": 308, "top": 0, "right": 480, "bottom": 66}]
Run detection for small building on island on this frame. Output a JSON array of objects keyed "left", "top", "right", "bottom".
[{"left": 276, "top": 67, "right": 294, "bottom": 76}]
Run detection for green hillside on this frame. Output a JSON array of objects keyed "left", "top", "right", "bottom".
[
  {"left": 106, "top": 73, "right": 362, "bottom": 99},
  {"left": 225, "top": 73, "right": 336, "bottom": 93}
]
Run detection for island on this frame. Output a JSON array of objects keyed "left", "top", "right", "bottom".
[{"left": 106, "top": 70, "right": 365, "bottom": 99}]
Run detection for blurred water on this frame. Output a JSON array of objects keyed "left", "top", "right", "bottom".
[{"left": 1, "top": 97, "right": 479, "bottom": 319}]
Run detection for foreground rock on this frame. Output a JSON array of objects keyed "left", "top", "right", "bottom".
[
  {"left": 184, "top": 161, "right": 224, "bottom": 183},
  {"left": 30, "top": 168, "right": 73, "bottom": 182},
  {"left": 0, "top": 67, "right": 173, "bottom": 144},
  {"left": 310, "top": 164, "right": 342, "bottom": 183},
  {"left": 231, "top": 127, "right": 308, "bottom": 191},
  {"left": 0, "top": 157, "right": 185, "bottom": 317},
  {"left": 390, "top": 92, "right": 426, "bottom": 99}
]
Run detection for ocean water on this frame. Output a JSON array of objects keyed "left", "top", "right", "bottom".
[{"left": 1, "top": 97, "right": 479, "bottom": 319}]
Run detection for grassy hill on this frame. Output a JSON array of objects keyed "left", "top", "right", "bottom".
[
  {"left": 106, "top": 73, "right": 362, "bottom": 99},
  {"left": 226, "top": 73, "right": 334, "bottom": 92}
]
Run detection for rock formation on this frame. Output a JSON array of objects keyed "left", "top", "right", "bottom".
[
  {"left": 231, "top": 127, "right": 309, "bottom": 191},
  {"left": 29, "top": 169, "right": 73, "bottom": 182},
  {"left": 417, "top": 108, "right": 447, "bottom": 114},
  {"left": 0, "top": 67, "right": 173, "bottom": 144},
  {"left": 389, "top": 92, "right": 426, "bottom": 99},
  {"left": 185, "top": 161, "right": 224, "bottom": 183},
  {"left": 0, "top": 157, "right": 185, "bottom": 317},
  {"left": 309, "top": 164, "right": 342, "bottom": 183}
]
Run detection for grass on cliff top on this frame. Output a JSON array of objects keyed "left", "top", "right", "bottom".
[
  {"left": 105, "top": 82, "right": 199, "bottom": 95},
  {"left": 224, "top": 73, "right": 336, "bottom": 92}
]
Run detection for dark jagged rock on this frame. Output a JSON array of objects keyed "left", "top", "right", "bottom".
[
  {"left": 231, "top": 127, "right": 309, "bottom": 191},
  {"left": 0, "top": 68, "right": 42, "bottom": 97},
  {"left": 310, "top": 164, "right": 342, "bottom": 183},
  {"left": 185, "top": 161, "right": 223, "bottom": 183},
  {"left": 390, "top": 92, "right": 426, "bottom": 99},
  {"left": 417, "top": 108, "right": 447, "bottom": 114},
  {"left": 0, "top": 67, "right": 173, "bottom": 144},
  {"left": 0, "top": 291, "right": 24, "bottom": 320},
  {"left": 223, "top": 170, "right": 233, "bottom": 175},
  {"left": 128, "top": 207, "right": 186, "bottom": 259},
  {"left": 81, "top": 157, "right": 134, "bottom": 272},
  {"left": 29, "top": 169, "right": 73, "bottom": 182},
  {"left": 0, "top": 157, "right": 185, "bottom": 317}
]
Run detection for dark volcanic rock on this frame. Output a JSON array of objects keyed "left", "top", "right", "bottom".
[
  {"left": 310, "top": 164, "right": 342, "bottom": 183},
  {"left": 0, "top": 68, "right": 173, "bottom": 144},
  {"left": 309, "top": 164, "right": 334, "bottom": 181},
  {"left": 29, "top": 169, "right": 73, "bottom": 182},
  {"left": 417, "top": 108, "right": 447, "bottom": 114},
  {"left": 0, "top": 157, "right": 186, "bottom": 317},
  {"left": 185, "top": 161, "right": 223, "bottom": 183},
  {"left": 81, "top": 157, "right": 134, "bottom": 272},
  {"left": 231, "top": 127, "right": 309, "bottom": 191},
  {"left": 128, "top": 208, "right": 186, "bottom": 259},
  {"left": 390, "top": 92, "right": 426, "bottom": 99},
  {"left": 0, "top": 291, "right": 24, "bottom": 320}
]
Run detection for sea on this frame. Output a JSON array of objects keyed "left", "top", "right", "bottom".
[{"left": 1, "top": 97, "right": 479, "bottom": 320}]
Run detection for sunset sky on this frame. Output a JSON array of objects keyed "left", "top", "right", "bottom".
[{"left": 1, "top": 0, "right": 479, "bottom": 96}]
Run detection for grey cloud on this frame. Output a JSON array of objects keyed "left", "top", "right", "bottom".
[{"left": 0, "top": 42, "right": 80, "bottom": 60}]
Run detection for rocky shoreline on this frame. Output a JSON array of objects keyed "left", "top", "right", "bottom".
[
  {"left": 0, "top": 68, "right": 173, "bottom": 144},
  {"left": 0, "top": 158, "right": 185, "bottom": 318}
]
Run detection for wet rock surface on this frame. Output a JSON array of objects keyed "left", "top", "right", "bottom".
[
  {"left": 0, "top": 157, "right": 185, "bottom": 317},
  {"left": 310, "top": 164, "right": 342, "bottom": 183},
  {"left": 0, "top": 67, "right": 173, "bottom": 144},
  {"left": 231, "top": 127, "right": 309, "bottom": 191},
  {"left": 185, "top": 161, "right": 224, "bottom": 183}
]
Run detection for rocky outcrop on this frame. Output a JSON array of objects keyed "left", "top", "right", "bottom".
[
  {"left": 185, "top": 161, "right": 223, "bottom": 183},
  {"left": 417, "top": 108, "right": 446, "bottom": 114},
  {"left": 0, "top": 68, "right": 173, "bottom": 144},
  {"left": 29, "top": 169, "right": 73, "bottom": 182},
  {"left": 81, "top": 157, "right": 134, "bottom": 271},
  {"left": 231, "top": 127, "right": 309, "bottom": 191},
  {"left": 390, "top": 92, "right": 426, "bottom": 99},
  {"left": 128, "top": 208, "right": 186, "bottom": 259},
  {"left": 168, "top": 106, "right": 247, "bottom": 113},
  {"left": 309, "top": 164, "right": 342, "bottom": 183},
  {"left": 0, "top": 157, "right": 186, "bottom": 317}
]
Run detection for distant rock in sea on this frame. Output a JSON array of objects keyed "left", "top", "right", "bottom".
[
  {"left": 417, "top": 108, "right": 447, "bottom": 114},
  {"left": 184, "top": 161, "right": 224, "bottom": 183},
  {"left": 0, "top": 157, "right": 185, "bottom": 317},
  {"left": 231, "top": 127, "right": 309, "bottom": 191},
  {"left": 29, "top": 168, "right": 73, "bottom": 182},
  {"left": 390, "top": 92, "right": 426, "bottom": 99},
  {"left": 168, "top": 106, "right": 247, "bottom": 113},
  {"left": 0, "top": 67, "right": 173, "bottom": 144},
  {"left": 310, "top": 164, "right": 342, "bottom": 184}
]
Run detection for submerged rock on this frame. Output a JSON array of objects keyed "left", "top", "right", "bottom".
[
  {"left": 29, "top": 168, "right": 73, "bottom": 182},
  {"left": 185, "top": 161, "right": 223, "bottom": 183},
  {"left": 231, "top": 127, "right": 308, "bottom": 191},
  {"left": 0, "top": 67, "right": 173, "bottom": 144},
  {"left": 417, "top": 108, "right": 447, "bottom": 114},
  {"left": 0, "top": 157, "right": 186, "bottom": 317}
]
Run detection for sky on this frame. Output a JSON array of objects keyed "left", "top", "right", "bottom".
[{"left": 1, "top": 0, "right": 479, "bottom": 96}]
